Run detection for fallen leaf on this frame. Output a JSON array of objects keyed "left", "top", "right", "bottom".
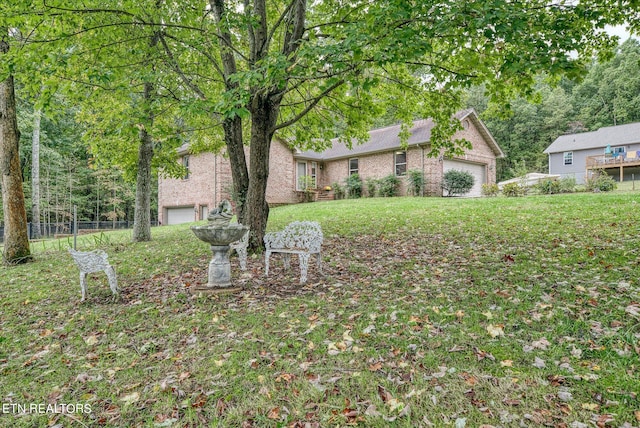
[
  {"left": 120, "top": 392, "right": 140, "bottom": 405},
  {"left": 625, "top": 304, "right": 640, "bottom": 319},
  {"left": 369, "top": 362, "right": 383, "bottom": 372},
  {"left": 532, "top": 357, "right": 546, "bottom": 368},
  {"left": 267, "top": 407, "right": 280, "bottom": 419},
  {"left": 486, "top": 324, "right": 504, "bottom": 338},
  {"left": 84, "top": 335, "right": 99, "bottom": 346}
]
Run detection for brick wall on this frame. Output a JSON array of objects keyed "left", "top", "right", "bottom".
[
  {"left": 158, "top": 140, "right": 297, "bottom": 223},
  {"left": 158, "top": 152, "right": 217, "bottom": 224},
  {"left": 319, "top": 117, "right": 499, "bottom": 197}
]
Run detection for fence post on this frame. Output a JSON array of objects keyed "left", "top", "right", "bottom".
[{"left": 73, "top": 206, "right": 77, "bottom": 250}]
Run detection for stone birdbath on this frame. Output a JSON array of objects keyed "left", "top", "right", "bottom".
[{"left": 190, "top": 200, "right": 248, "bottom": 294}]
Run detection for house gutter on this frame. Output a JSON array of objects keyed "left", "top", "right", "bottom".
[
  {"left": 418, "top": 144, "right": 425, "bottom": 197},
  {"left": 213, "top": 154, "right": 218, "bottom": 207}
]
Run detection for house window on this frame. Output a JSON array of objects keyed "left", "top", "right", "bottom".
[
  {"left": 349, "top": 158, "right": 359, "bottom": 176},
  {"left": 182, "top": 155, "right": 190, "bottom": 179},
  {"left": 613, "top": 146, "right": 625, "bottom": 155},
  {"left": 296, "top": 161, "right": 307, "bottom": 191},
  {"left": 310, "top": 162, "right": 317, "bottom": 188},
  {"left": 395, "top": 151, "right": 407, "bottom": 176},
  {"left": 563, "top": 152, "right": 573, "bottom": 166}
]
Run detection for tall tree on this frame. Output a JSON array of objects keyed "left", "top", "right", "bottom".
[{"left": 0, "top": 29, "right": 31, "bottom": 263}]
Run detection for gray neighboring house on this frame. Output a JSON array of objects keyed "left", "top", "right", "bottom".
[{"left": 544, "top": 122, "right": 640, "bottom": 184}]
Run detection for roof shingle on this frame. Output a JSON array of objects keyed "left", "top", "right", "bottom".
[{"left": 544, "top": 122, "right": 640, "bottom": 154}]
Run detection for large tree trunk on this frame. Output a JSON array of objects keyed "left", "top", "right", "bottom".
[
  {"left": 132, "top": 81, "right": 154, "bottom": 242},
  {"left": 245, "top": 94, "right": 281, "bottom": 250},
  {"left": 31, "top": 108, "right": 42, "bottom": 239},
  {"left": 0, "top": 38, "right": 31, "bottom": 264},
  {"left": 222, "top": 117, "right": 249, "bottom": 223},
  {"left": 209, "top": 0, "right": 249, "bottom": 224}
]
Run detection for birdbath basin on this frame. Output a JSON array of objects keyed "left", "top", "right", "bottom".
[{"left": 190, "top": 223, "right": 249, "bottom": 294}]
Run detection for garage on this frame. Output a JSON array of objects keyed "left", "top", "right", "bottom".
[
  {"left": 166, "top": 206, "right": 195, "bottom": 225},
  {"left": 443, "top": 160, "right": 486, "bottom": 197}
]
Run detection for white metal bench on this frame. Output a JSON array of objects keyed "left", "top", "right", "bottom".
[
  {"left": 69, "top": 249, "right": 119, "bottom": 301},
  {"left": 264, "top": 221, "right": 323, "bottom": 284},
  {"left": 229, "top": 228, "right": 250, "bottom": 271}
]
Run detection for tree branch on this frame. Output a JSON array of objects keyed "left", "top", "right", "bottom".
[
  {"left": 274, "top": 79, "right": 344, "bottom": 131},
  {"left": 158, "top": 33, "right": 208, "bottom": 100}
]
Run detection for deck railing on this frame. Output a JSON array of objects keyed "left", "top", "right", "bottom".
[{"left": 586, "top": 153, "right": 640, "bottom": 169}]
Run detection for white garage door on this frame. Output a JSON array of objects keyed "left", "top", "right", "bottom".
[
  {"left": 443, "top": 160, "right": 486, "bottom": 197},
  {"left": 166, "top": 206, "right": 195, "bottom": 225}
]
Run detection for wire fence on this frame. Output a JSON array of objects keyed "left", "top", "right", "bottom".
[{"left": 0, "top": 221, "right": 159, "bottom": 242}]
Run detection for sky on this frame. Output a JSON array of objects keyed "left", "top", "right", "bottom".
[{"left": 605, "top": 24, "right": 636, "bottom": 41}]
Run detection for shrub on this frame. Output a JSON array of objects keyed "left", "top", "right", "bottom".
[
  {"left": 586, "top": 171, "right": 617, "bottom": 192},
  {"left": 502, "top": 182, "right": 526, "bottom": 197},
  {"left": 406, "top": 169, "right": 425, "bottom": 196},
  {"left": 559, "top": 177, "right": 577, "bottom": 193},
  {"left": 442, "top": 170, "right": 475, "bottom": 196},
  {"left": 481, "top": 183, "right": 499, "bottom": 197},
  {"left": 332, "top": 182, "right": 345, "bottom": 200},
  {"left": 537, "top": 179, "right": 561, "bottom": 194},
  {"left": 378, "top": 174, "right": 401, "bottom": 197},
  {"left": 365, "top": 178, "right": 379, "bottom": 197},
  {"left": 345, "top": 174, "right": 362, "bottom": 198}
]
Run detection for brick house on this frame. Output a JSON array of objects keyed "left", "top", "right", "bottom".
[{"left": 158, "top": 109, "right": 503, "bottom": 225}]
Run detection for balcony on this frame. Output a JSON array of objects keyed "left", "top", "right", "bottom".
[{"left": 586, "top": 153, "right": 640, "bottom": 180}]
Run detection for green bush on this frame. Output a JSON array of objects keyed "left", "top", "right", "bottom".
[
  {"left": 481, "top": 183, "right": 499, "bottom": 197},
  {"left": 537, "top": 177, "right": 577, "bottom": 194},
  {"left": 537, "top": 179, "right": 562, "bottom": 194},
  {"left": 442, "top": 169, "right": 475, "bottom": 196},
  {"left": 406, "top": 169, "right": 425, "bottom": 196},
  {"left": 345, "top": 174, "right": 362, "bottom": 198},
  {"left": 502, "top": 182, "right": 526, "bottom": 197},
  {"left": 332, "top": 182, "right": 345, "bottom": 200},
  {"left": 559, "top": 177, "right": 577, "bottom": 193},
  {"left": 586, "top": 171, "right": 617, "bottom": 192},
  {"left": 365, "top": 178, "right": 379, "bottom": 197},
  {"left": 378, "top": 174, "right": 401, "bottom": 197}
]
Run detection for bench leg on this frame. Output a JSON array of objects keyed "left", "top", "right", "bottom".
[
  {"left": 316, "top": 252, "right": 322, "bottom": 274},
  {"left": 236, "top": 246, "right": 248, "bottom": 271},
  {"left": 265, "top": 250, "right": 271, "bottom": 277},
  {"left": 80, "top": 272, "right": 88, "bottom": 301},
  {"left": 298, "top": 253, "right": 310, "bottom": 284},
  {"left": 105, "top": 265, "right": 119, "bottom": 296},
  {"left": 283, "top": 254, "right": 291, "bottom": 271}
]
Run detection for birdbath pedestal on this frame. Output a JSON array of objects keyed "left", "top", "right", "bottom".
[{"left": 190, "top": 223, "right": 249, "bottom": 294}]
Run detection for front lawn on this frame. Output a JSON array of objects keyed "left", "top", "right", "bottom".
[{"left": 1, "top": 193, "right": 639, "bottom": 427}]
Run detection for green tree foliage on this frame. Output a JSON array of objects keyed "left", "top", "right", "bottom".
[{"left": 573, "top": 39, "right": 640, "bottom": 129}]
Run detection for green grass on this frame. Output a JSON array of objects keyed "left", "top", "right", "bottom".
[{"left": 1, "top": 193, "right": 640, "bottom": 427}]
